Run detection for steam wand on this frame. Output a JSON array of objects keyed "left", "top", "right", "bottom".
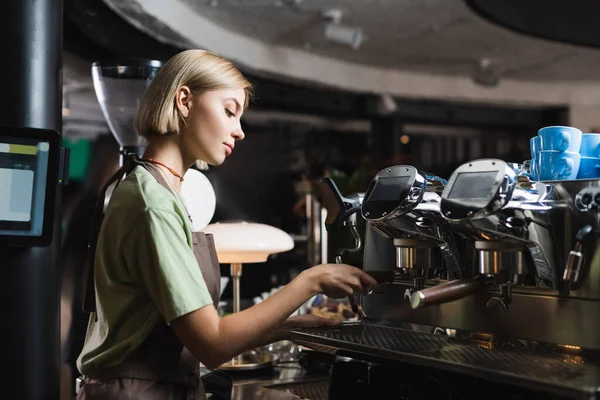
[{"left": 562, "top": 225, "right": 595, "bottom": 296}]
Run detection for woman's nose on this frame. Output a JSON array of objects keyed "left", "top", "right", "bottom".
[{"left": 233, "top": 127, "right": 245, "bottom": 141}]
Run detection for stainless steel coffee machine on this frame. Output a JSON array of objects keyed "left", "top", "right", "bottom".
[
  {"left": 359, "top": 165, "right": 464, "bottom": 290},
  {"left": 291, "top": 160, "right": 600, "bottom": 399},
  {"left": 409, "top": 159, "right": 600, "bottom": 342}
]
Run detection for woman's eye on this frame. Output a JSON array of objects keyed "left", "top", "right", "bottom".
[{"left": 225, "top": 109, "right": 235, "bottom": 117}]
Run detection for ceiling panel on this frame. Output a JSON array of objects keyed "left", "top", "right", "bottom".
[{"left": 166, "top": 0, "right": 600, "bottom": 81}]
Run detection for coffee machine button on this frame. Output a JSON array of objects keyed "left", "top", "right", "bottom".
[
  {"left": 409, "top": 187, "right": 421, "bottom": 199},
  {"left": 582, "top": 193, "right": 592, "bottom": 206},
  {"left": 594, "top": 192, "right": 600, "bottom": 206}
]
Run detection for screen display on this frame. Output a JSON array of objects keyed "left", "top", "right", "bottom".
[
  {"left": 369, "top": 176, "right": 412, "bottom": 201},
  {"left": 0, "top": 137, "right": 51, "bottom": 237},
  {"left": 448, "top": 171, "right": 498, "bottom": 200}
]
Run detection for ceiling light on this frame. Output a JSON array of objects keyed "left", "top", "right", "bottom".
[
  {"left": 473, "top": 57, "right": 502, "bottom": 87},
  {"left": 322, "top": 8, "right": 364, "bottom": 50},
  {"left": 324, "top": 23, "right": 364, "bottom": 49}
]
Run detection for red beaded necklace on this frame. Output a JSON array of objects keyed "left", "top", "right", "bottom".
[{"left": 141, "top": 158, "right": 185, "bottom": 182}]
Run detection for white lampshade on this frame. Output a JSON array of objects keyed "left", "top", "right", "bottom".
[
  {"left": 181, "top": 169, "right": 216, "bottom": 232},
  {"left": 203, "top": 221, "right": 294, "bottom": 263}
]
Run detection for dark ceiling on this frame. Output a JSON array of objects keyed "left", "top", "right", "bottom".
[{"left": 465, "top": 0, "right": 600, "bottom": 50}]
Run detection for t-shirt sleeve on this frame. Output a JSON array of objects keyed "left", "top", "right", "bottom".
[{"left": 122, "top": 208, "right": 213, "bottom": 323}]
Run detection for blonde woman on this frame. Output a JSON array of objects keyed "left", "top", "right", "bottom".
[{"left": 75, "top": 49, "right": 377, "bottom": 399}]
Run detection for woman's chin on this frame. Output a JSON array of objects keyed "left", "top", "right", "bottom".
[{"left": 206, "top": 156, "right": 225, "bottom": 166}]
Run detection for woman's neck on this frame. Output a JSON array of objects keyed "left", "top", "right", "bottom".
[{"left": 142, "top": 135, "right": 190, "bottom": 193}]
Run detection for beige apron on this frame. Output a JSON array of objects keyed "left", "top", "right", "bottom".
[{"left": 77, "top": 157, "right": 226, "bottom": 400}]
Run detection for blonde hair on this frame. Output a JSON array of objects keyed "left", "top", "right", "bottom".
[{"left": 134, "top": 49, "right": 253, "bottom": 168}]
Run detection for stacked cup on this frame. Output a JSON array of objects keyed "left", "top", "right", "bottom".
[
  {"left": 577, "top": 133, "right": 600, "bottom": 179},
  {"left": 531, "top": 126, "right": 581, "bottom": 181}
]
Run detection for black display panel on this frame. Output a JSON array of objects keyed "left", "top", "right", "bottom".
[
  {"left": 369, "top": 176, "right": 411, "bottom": 201},
  {"left": 447, "top": 171, "right": 497, "bottom": 200},
  {"left": 0, "top": 127, "right": 60, "bottom": 246}
]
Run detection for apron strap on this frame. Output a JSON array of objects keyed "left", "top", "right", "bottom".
[{"left": 82, "top": 154, "right": 142, "bottom": 313}]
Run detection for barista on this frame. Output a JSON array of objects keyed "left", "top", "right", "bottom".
[{"left": 75, "top": 49, "right": 377, "bottom": 399}]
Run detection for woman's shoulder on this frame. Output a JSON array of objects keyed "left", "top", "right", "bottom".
[{"left": 108, "top": 166, "right": 179, "bottom": 216}]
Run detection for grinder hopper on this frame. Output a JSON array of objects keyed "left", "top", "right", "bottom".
[{"left": 92, "top": 59, "right": 163, "bottom": 165}]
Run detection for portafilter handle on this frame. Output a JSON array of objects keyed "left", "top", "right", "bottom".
[
  {"left": 319, "top": 177, "right": 362, "bottom": 232},
  {"left": 562, "top": 225, "right": 595, "bottom": 296},
  {"left": 410, "top": 278, "right": 486, "bottom": 309},
  {"left": 320, "top": 177, "right": 364, "bottom": 314}
]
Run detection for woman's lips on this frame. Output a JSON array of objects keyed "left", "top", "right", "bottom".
[{"left": 224, "top": 143, "right": 233, "bottom": 155}]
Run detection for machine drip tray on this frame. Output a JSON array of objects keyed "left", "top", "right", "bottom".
[{"left": 290, "top": 322, "right": 600, "bottom": 399}]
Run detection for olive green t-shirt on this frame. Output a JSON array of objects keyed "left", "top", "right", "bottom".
[{"left": 77, "top": 166, "right": 213, "bottom": 375}]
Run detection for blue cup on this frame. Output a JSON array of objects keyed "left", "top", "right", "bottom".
[
  {"left": 576, "top": 156, "right": 600, "bottom": 179},
  {"left": 525, "top": 159, "right": 538, "bottom": 180},
  {"left": 580, "top": 133, "right": 600, "bottom": 157},
  {"left": 529, "top": 136, "right": 541, "bottom": 160},
  {"left": 537, "top": 150, "right": 581, "bottom": 181},
  {"left": 538, "top": 126, "right": 582, "bottom": 153}
]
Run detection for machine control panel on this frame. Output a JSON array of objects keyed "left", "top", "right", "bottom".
[
  {"left": 362, "top": 166, "right": 424, "bottom": 221},
  {"left": 441, "top": 159, "right": 517, "bottom": 221}
]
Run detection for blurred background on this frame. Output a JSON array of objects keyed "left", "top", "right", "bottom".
[{"left": 57, "top": 0, "right": 600, "bottom": 397}]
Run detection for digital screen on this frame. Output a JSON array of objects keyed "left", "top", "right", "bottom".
[
  {"left": 448, "top": 171, "right": 498, "bottom": 200},
  {"left": 0, "top": 137, "right": 50, "bottom": 237},
  {"left": 369, "top": 176, "right": 412, "bottom": 201}
]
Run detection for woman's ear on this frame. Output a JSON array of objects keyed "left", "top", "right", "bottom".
[{"left": 175, "top": 86, "right": 192, "bottom": 118}]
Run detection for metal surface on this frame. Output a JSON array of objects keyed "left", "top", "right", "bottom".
[
  {"left": 364, "top": 281, "right": 600, "bottom": 350},
  {"left": 227, "top": 366, "right": 329, "bottom": 400},
  {"left": 232, "top": 383, "right": 301, "bottom": 400},
  {"left": 351, "top": 164, "right": 600, "bottom": 396},
  {"left": 438, "top": 169, "right": 600, "bottom": 297},
  {"left": 476, "top": 243, "right": 526, "bottom": 276},
  {"left": 363, "top": 166, "right": 464, "bottom": 281},
  {"left": 226, "top": 262, "right": 259, "bottom": 369},
  {"left": 305, "top": 193, "right": 322, "bottom": 267},
  {"left": 231, "top": 263, "right": 242, "bottom": 314},
  {"left": 1, "top": 0, "right": 63, "bottom": 399},
  {"left": 266, "top": 378, "right": 330, "bottom": 400},
  {"left": 219, "top": 359, "right": 274, "bottom": 372},
  {"left": 291, "top": 322, "right": 600, "bottom": 399},
  {"left": 395, "top": 241, "right": 437, "bottom": 271}
]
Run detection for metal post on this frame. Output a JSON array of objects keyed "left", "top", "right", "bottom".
[
  {"left": 230, "top": 263, "right": 244, "bottom": 365},
  {"left": 0, "top": 0, "right": 63, "bottom": 398},
  {"left": 230, "top": 263, "right": 243, "bottom": 314}
]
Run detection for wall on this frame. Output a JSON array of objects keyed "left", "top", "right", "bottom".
[{"left": 569, "top": 105, "right": 600, "bottom": 133}]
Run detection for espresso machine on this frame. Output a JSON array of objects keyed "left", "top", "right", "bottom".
[
  {"left": 290, "top": 160, "right": 600, "bottom": 399},
  {"left": 360, "top": 165, "right": 463, "bottom": 289}
]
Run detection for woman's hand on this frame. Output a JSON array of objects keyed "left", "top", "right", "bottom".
[
  {"left": 302, "top": 263, "right": 378, "bottom": 299},
  {"left": 283, "top": 314, "right": 341, "bottom": 330}
]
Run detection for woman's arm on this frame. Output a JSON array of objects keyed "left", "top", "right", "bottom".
[{"left": 171, "top": 263, "right": 375, "bottom": 369}]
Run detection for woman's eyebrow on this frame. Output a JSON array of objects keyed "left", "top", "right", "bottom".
[{"left": 224, "top": 97, "right": 241, "bottom": 113}]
